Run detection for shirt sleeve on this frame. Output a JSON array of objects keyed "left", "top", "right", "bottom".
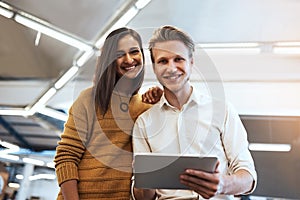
[
  {"left": 222, "top": 103, "right": 257, "bottom": 194},
  {"left": 132, "top": 116, "right": 152, "bottom": 154}
]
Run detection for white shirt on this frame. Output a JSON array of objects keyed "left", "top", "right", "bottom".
[{"left": 132, "top": 87, "right": 257, "bottom": 200}]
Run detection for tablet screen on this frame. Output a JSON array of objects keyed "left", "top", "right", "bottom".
[{"left": 133, "top": 154, "right": 218, "bottom": 189}]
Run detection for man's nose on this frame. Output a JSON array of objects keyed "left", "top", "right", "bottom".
[{"left": 167, "top": 60, "right": 177, "bottom": 72}]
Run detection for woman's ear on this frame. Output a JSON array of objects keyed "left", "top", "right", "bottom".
[{"left": 190, "top": 57, "right": 194, "bottom": 66}]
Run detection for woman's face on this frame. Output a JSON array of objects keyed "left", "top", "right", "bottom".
[{"left": 115, "top": 34, "right": 143, "bottom": 79}]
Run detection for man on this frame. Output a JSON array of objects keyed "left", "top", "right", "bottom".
[{"left": 132, "top": 25, "right": 257, "bottom": 200}]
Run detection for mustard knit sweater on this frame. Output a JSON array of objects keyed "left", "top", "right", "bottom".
[{"left": 54, "top": 87, "right": 151, "bottom": 200}]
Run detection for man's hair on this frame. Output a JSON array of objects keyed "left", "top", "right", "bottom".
[{"left": 148, "top": 25, "right": 195, "bottom": 63}]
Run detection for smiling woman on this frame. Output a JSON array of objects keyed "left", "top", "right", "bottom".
[{"left": 53, "top": 27, "right": 162, "bottom": 200}]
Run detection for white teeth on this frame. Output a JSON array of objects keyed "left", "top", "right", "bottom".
[
  {"left": 124, "top": 66, "right": 135, "bottom": 70},
  {"left": 165, "top": 74, "right": 181, "bottom": 79}
]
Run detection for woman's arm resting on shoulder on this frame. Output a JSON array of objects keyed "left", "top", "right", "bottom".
[{"left": 142, "top": 86, "right": 163, "bottom": 104}]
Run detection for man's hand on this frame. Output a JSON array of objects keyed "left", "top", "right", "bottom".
[{"left": 179, "top": 161, "right": 223, "bottom": 199}]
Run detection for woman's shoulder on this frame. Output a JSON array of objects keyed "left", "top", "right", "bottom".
[
  {"left": 78, "top": 87, "right": 93, "bottom": 97},
  {"left": 129, "top": 93, "right": 152, "bottom": 120},
  {"left": 72, "top": 87, "right": 94, "bottom": 108},
  {"left": 75, "top": 87, "right": 93, "bottom": 101}
]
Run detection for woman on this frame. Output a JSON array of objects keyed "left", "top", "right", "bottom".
[{"left": 54, "top": 27, "right": 161, "bottom": 200}]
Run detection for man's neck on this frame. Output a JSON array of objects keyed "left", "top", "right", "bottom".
[{"left": 164, "top": 85, "right": 193, "bottom": 110}]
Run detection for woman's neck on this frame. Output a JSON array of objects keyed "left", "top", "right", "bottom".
[{"left": 114, "top": 77, "right": 137, "bottom": 97}]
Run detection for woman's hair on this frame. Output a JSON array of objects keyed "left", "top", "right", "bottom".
[
  {"left": 148, "top": 25, "right": 195, "bottom": 63},
  {"left": 93, "top": 27, "right": 144, "bottom": 116}
]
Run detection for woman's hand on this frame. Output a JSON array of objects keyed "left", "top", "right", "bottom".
[{"left": 142, "top": 86, "right": 163, "bottom": 104}]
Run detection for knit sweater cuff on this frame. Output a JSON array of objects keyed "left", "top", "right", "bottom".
[{"left": 56, "top": 162, "right": 79, "bottom": 186}]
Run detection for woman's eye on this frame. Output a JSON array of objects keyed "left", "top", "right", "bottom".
[
  {"left": 130, "top": 49, "right": 140, "bottom": 55},
  {"left": 116, "top": 52, "right": 125, "bottom": 58}
]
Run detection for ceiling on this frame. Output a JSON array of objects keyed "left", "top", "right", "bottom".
[{"left": 0, "top": 0, "right": 300, "bottom": 173}]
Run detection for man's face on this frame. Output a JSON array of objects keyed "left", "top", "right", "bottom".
[{"left": 152, "top": 40, "right": 193, "bottom": 94}]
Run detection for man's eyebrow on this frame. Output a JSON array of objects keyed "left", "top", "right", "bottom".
[{"left": 156, "top": 56, "right": 167, "bottom": 60}]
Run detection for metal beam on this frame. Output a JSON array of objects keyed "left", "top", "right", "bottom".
[{"left": 0, "top": 116, "right": 32, "bottom": 150}]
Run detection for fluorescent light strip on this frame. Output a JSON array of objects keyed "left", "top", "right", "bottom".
[
  {"left": 135, "top": 0, "right": 152, "bottom": 9},
  {"left": 46, "top": 162, "right": 55, "bottom": 168},
  {"left": 29, "top": 87, "right": 57, "bottom": 114},
  {"left": 0, "top": 154, "right": 20, "bottom": 161},
  {"left": 198, "top": 42, "right": 260, "bottom": 48},
  {"left": 36, "top": 87, "right": 57, "bottom": 105},
  {"left": 273, "top": 47, "right": 300, "bottom": 54},
  {"left": 203, "top": 47, "right": 261, "bottom": 55},
  {"left": 16, "top": 174, "right": 24, "bottom": 180},
  {"left": 76, "top": 50, "right": 95, "bottom": 67},
  {"left": 29, "top": 174, "right": 56, "bottom": 181},
  {"left": 22, "top": 157, "right": 45, "bottom": 166},
  {"left": 0, "top": 140, "right": 20, "bottom": 151},
  {"left": 249, "top": 143, "right": 291, "bottom": 152},
  {"left": 8, "top": 183, "right": 20, "bottom": 189},
  {"left": 0, "top": 149, "right": 19, "bottom": 154},
  {"left": 0, "top": 5, "right": 14, "bottom": 18},
  {"left": 275, "top": 42, "right": 300, "bottom": 46},
  {"left": 34, "top": 31, "right": 42, "bottom": 46},
  {"left": 38, "top": 107, "right": 68, "bottom": 121},
  {"left": 0, "top": 109, "right": 29, "bottom": 116},
  {"left": 54, "top": 66, "right": 79, "bottom": 89},
  {"left": 14, "top": 14, "right": 93, "bottom": 51}
]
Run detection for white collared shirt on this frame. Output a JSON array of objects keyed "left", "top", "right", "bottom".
[{"left": 132, "top": 86, "right": 257, "bottom": 200}]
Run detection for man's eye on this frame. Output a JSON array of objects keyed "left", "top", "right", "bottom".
[
  {"left": 157, "top": 60, "right": 167, "bottom": 64},
  {"left": 175, "top": 57, "right": 184, "bottom": 62}
]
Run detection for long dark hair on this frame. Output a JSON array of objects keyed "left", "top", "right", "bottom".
[{"left": 93, "top": 27, "right": 145, "bottom": 116}]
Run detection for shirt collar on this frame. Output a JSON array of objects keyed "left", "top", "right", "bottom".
[{"left": 158, "top": 86, "right": 203, "bottom": 109}]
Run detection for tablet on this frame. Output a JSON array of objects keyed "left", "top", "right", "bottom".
[{"left": 133, "top": 153, "right": 218, "bottom": 189}]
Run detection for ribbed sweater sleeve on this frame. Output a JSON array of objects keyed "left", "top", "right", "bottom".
[{"left": 54, "top": 88, "right": 92, "bottom": 186}]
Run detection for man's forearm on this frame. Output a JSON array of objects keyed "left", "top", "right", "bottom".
[{"left": 221, "top": 169, "right": 255, "bottom": 195}]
